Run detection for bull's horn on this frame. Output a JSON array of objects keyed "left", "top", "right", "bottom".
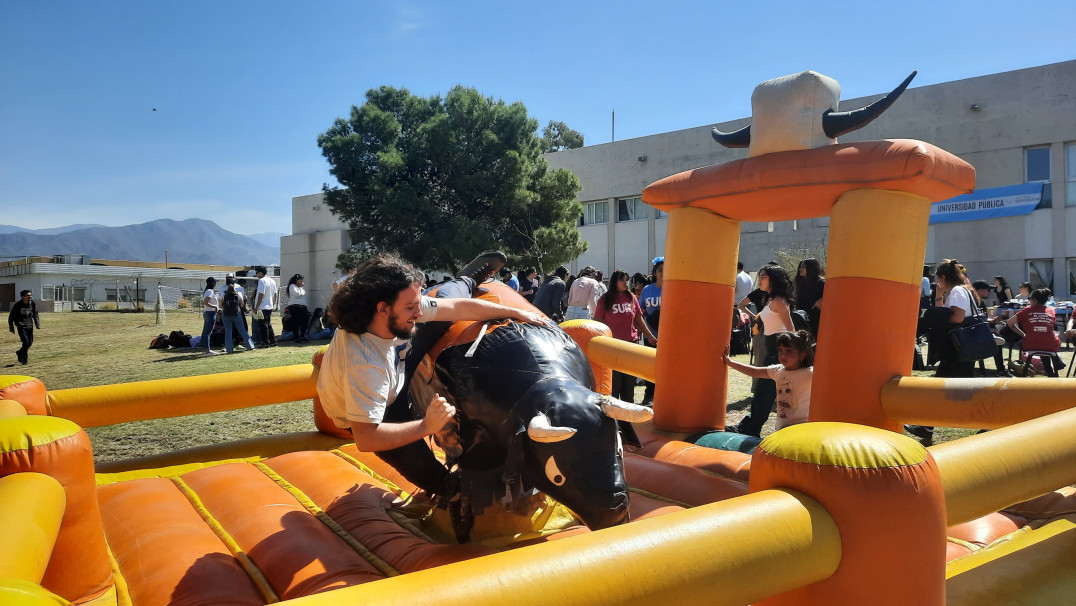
[
  {"left": 822, "top": 71, "right": 917, "bottom": 139},
  {"left": 527, "top": 413, "right": 577, "bottom": 443},
  {"left": 600, "top": 396, "right": 655, "bottom": 423},
  {"left": 711, "top": 124, "right": 751, "bottom": 148}
]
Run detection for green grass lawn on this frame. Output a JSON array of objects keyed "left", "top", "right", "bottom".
[
  {"left": 2, "top": 309, "right": 325, "bottom": 463},
  {"left": 3, "top": 310, "right": 989, "bottom": 464}
]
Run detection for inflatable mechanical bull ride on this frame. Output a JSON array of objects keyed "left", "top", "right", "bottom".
[{"left": 315, "top": 280, "right": 652, "bottom": 542}]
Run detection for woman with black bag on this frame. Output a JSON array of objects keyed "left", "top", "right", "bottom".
[{"left": 908, "top": 259, "right": 979, "bottom": 442}]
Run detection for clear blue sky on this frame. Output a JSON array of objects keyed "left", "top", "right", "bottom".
[{"left": 2, "top": 1, "right": 1073, "bottom": 235}]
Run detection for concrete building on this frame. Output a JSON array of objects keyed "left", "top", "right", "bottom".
[
  {"left": 0, "top": 256, "right": 276, "bottom": 312},
  {"left": 284, "top": 61, "right": 1076, "bottom": 300}
]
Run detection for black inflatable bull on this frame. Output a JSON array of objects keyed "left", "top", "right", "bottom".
[{"left": 390, "top": 281, "right": 651, "bottom": 541}]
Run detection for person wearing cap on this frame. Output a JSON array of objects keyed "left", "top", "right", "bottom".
[
  {"left": 638, "top": 257, "right": 664, "bottom": 405},
  {"left": 286, "top": 273, "right": 310, "bottom": 342},
  {"left": 533, "top": 266, "right": 569, "bottom": 320},
  {"left": 8, "top": 289, "right": 41, "bottom": 365}
]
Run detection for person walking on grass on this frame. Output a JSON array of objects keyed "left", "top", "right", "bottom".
[{"left": 8, "top": 290, "right": 41, "bottom": 365}]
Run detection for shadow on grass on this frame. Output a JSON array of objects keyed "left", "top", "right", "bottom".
[{"left": 727, "top": 397, "right": 752, "bottom": 412}]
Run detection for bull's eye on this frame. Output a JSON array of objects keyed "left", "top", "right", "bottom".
[{"left": 545, "top": 456, "right": 566, "bottom": 486}]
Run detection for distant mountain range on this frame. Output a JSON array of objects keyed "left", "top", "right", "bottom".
[{"left": 0, "top": 219, "right": 280, "bottom": 266}]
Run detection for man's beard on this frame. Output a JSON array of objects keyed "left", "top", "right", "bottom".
[{"left": 387, "top": 311, "right": 417, "bottom": 340}]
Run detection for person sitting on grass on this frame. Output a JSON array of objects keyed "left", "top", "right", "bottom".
[{"left": 723, "top": 330, "right": 814, "bottom": 433}]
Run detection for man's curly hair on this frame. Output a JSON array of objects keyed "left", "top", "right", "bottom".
[{"left": 329, "top": 253, "right": 426, "bottom": 334}]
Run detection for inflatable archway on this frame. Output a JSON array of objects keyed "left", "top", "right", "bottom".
[{"left": 3, "top": 70, "right": 1076, "bottom": 605}]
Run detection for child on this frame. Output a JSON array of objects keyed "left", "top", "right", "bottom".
[{"left": 723, "top": 330, "right": 814, "bottom": 432}]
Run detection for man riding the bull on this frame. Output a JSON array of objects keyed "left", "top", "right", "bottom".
[{"left": 317, "top": 251, "right": 547, "bottom": 497}]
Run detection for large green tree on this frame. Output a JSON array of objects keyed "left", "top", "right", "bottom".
[
  {"left": 318, "top": 86, "right": 586, "bottom": 275},
  {"left": 540, "top": 120, "right": 584, "bottom": 153}
]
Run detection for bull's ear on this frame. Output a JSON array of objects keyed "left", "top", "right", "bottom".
[
  {"left": 527, "top": 412, "right": 577, "bottom": 443},
  {"left": 600, "top": 396, "right": 654, "bottom": 423}
]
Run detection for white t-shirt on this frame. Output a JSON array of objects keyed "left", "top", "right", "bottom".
[
  {"left": 735, "top": 271, "right": 753, "bottom": 304},
  {"left": 767, "top": 364, "right": 813, "bottom": 430},
  {"left": 202, "top": 289, "right": 219, "bottom": 312},
  {"left": 288, "top": 284, "right": 308, "bottom": 307},
  {"left": 317, "top": 296, "right": 440, "bottom": 428},
  {"left": 256, "top": 276, "right": 278, "bottom": 311},
  {"left": 945, "top": 286, "right": 976, "bottom": 318}
]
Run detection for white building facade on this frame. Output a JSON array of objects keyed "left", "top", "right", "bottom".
[{"left": 285, "top": 61, "right": 1076, "bottom": 300}]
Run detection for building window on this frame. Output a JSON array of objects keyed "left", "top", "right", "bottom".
[
  {"left": 1066, "top": 142, "right": 1076, "bottom": 207},
  {"left": 1027, "top": 259, "right": 1053, "bottom": 291},
  {"left": 656, "top": 208, "right": 669, "bottom": 219},
  {"left": 617, "top": 197, "right": 649, "bottom": 222},
  {"left": 1025, "top": 146, "right": 1052, "bottom": 208},
  {"left": 580, "top": 201, "right": 609, "bottom": 226}
]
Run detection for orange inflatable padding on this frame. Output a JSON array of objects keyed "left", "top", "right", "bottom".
[
  {"left": 98, "top": 478, "right": 265, "bottom": 606},
  {"left": 945, "top": 540, "right": 975, "bottom": 562},
  {"left": 558, "top": 319, "right": 613, "bottom": 395},
  {"left": 0, "top": 416, "right": 113, "bottom": 604},
  {"left": 653, "top": 280, "right": 733, "bottom": 432},
  {"left": 750, "top": 427, "right": 946, "bottom": 606},
  {"left": 641, "top": 139, "right": 975, "bottom": 220},
  {"left": 264, "top": 450, "right": 499, "bottom": 571},
  {"left": 313, "top": 395, "right": 352, "bottom": 438},
  {"left": 811, "top": 277, "right": 917, "bottom": 431},
  {"left": 627, "top": 490, "right": 687, "bottom": 520},
  {"left": 180, "top": 462, "right": 385, "bottom": 600},
  {"left": 336, "top": 444, "right": 421, "bottom": 497},
  {"left": 425, "top": 281, "right": 543, "bottom": 364},
  {"left": 632, "top": 425, "right": 751, "bottom": 483},
  {"left": 1003, "top": 486, "right": 1076, "bottom": 520},
  {"left": 0, "top": 398, "right": 29, "bottom": 418},
  {"left": 0, "top": 376, "right": 47, "bottom": 415},
  {"left": 625, "top": 453, "right": 748, "bottom": 507},
  {"left": 93, "top": 431, "right": 351, "bottom": 475},
  {"left": 46, "top": 364, "right": 318, "bottom": 428},
  {"left": 945, "top": 515, "right": 1076, "bottom": 605},
  {"left": 947, "top": 512, "right": 1027, "bottom": 548}
]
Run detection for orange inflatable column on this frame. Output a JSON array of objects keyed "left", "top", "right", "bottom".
[
  {"left": 0, "top": 416, "right": 114, "bottom": 603},
  {"left": 0, "top": 375, "right": 48, "bottom": 415},
  {"left": 812, "top": 189, "right": 931, "bottom": 431},
  {"left": 561, "top": 320, "right": 613, "bottom": 395},
  {"left": 654, "top": 207, "right": 739, "bottom": 431},
  {"left": 750, "top": 423, "right": 946, "bottom": 606}
]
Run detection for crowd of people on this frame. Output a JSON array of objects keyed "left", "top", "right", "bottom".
[{"left": 174, "top": 253, "right": 1073, "bottom": 444}]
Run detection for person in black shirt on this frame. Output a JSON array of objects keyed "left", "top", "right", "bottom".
[{"left": 8, "top": 290, "right": 41, "bottom": 365}]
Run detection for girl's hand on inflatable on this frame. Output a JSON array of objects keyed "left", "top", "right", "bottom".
[{"left": 722, "top": 345, "right": 731, "bottom": 364}]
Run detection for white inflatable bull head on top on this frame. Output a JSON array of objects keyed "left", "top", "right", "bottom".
[{"left": 712, "top": 71, "right": 916, "bottom": 157}]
